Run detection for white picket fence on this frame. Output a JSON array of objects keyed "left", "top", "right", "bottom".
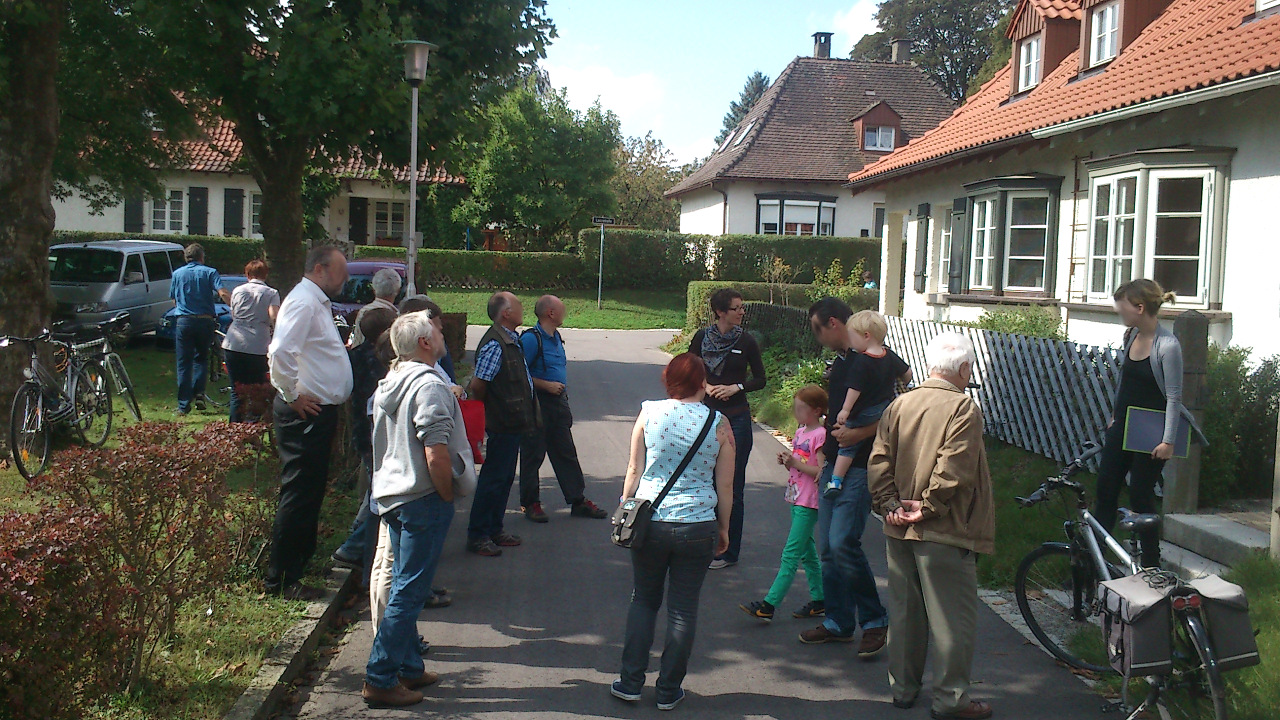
[{"left": 885, "top": 316, "right": 1122, "bottom": 470}]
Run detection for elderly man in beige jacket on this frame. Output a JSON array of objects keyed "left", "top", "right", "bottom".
[{"left": 868, "top": 331, "right": 995, "bottom": 720}]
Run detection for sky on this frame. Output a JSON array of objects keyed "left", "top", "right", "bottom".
[{"left": 541, "top": 0, "right": 883, "bottom": 167}]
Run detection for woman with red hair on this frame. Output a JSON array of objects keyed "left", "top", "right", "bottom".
[{"left": 611, "top": 353, "right": 734, "bottom": 711}]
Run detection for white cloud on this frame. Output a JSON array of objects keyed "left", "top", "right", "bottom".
[{"left": 831, "top": 0, "right": 881, "bottom": 56}]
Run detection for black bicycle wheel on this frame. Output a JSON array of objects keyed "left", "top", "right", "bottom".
[
  {"left": 9, "top": 382, "right": 49, "bottom": 480},
  {"left": 1157, "top": 613, "right": 1229, "bottom": 720},
  {"left": 72, "top": 361, "right": 112, "bottom": 447},
  {"left": 1014, "top": 543, "right": 1114, "bottom": 674},
  {"left": 108, "top": 353, "right": 142, "bottom": 421}
]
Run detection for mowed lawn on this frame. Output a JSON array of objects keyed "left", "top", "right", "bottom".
[{"left": 426, "top": 287, "right": 685, "bottom": 329}]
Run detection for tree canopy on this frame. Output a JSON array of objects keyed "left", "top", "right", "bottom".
[
  {"left": 714, "top": 71, "right": 770, "bottom": 145},
  {"left": 609, "top": 132, "right": 681, "bottom": 231}
]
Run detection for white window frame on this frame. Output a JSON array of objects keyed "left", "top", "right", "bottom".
[
  {"left": 782, "top": 199, "right": 819, "bottom": 236},
  {"left": 864, "top": 126, "right": 896, "bottom": 152},
  {"left": 375, "top": 201, "right": 407, "bottom": 239},
  {"left": 1003, "top": 192, "right": 1051, "bottom": 291},
  {"left": 1086, "top": 173, "right": 1139, "bottom": 299},
  {"left": 150, "top": 189, "right": 184, "bottom": 234},
  {"left": 1259, "top": 0, "right": 1280, "bottom": 11},
  {"left": 1090, "top": 2, "right": 1120, "bottom": 67},
  {"left": 758, "top": 199, "right": 779, "bottom": 234},
  {"left": 936, "top": 212, "right": 953, "bottom": 293},
  {"left": 969, "top": 197, "right": 997, "bottom": 290},
  {"left": 250, "top": 193, "right": 263, "bottom": 236},
  {"left": 1019, "top": 35, "right": 1042, "bottom": 92},
  {"left": 734, "top": 121, "right": 754, "bottom": 146},
  {"left": 1147, "top": 168, "right": 1213, "bottom": 305}
]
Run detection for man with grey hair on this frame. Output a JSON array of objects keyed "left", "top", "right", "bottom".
[
  {"left": 170, "top": 242, "right": 231, "bottom": 414},
  {"left": 868, "top": 331, "right": 994, "bottom": 720},
  {"left": 347, "top": 267, "right": 403, "bottom": 347},
  {"left": 264, "top": 245, "right": 352, "bottom": 600},
  {"left": 362, "top": 311, "right": 472, "bottom": 707},
  {"left": 466, "top": 291, "right": 539, "bottom": 556}
]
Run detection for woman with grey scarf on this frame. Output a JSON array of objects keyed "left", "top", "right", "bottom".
[{"left": 687, "top": 288, "right": 766, "bottom": 569}]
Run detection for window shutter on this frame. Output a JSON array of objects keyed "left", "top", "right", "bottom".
[
  {"left": 223, "top": 189, "right": 245, "bottom": 237},
  {"left": 123, "top": 196, "right": 144, "bottom": 234},
  {"left": 188, "top": 187, "right": 209, "bottom": 235},
  {"left": 912, "top": 203, "right": 930, "bottom": 293},
  {"left": 948, "top": 197, "right": 968, "bottom": 294}
]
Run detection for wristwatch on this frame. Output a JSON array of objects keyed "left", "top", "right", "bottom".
[{"left": 736, "top": 383, "right": 744, "bottom": 391}]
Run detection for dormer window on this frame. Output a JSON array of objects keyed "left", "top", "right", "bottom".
[
  {"left": 865, "top": 126, "right": 896, "bottom": 151},
  {"left": 1090, "top": 2, "right": 1120, "bottom": 66},
  {"left": 1018, "top": 35, "right": 1042, "bottom": 92}
]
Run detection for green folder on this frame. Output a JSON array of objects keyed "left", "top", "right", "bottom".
[{"left": 1122, "top": 407, "right": 1191, "bottom": 458}]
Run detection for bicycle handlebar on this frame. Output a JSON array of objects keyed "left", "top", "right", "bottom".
[{"left": 0, "top": 331, "right": 54, "bottom": 348}]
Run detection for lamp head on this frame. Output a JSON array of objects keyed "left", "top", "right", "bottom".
[{"left": 401, "top": 40, "right": 438, "bottom": 85}]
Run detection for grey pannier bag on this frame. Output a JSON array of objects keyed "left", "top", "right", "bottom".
[
  {"left": 1100, "top": 572, "right": 1175, "bottom": 676},
  {"left": 1189, "top": 574, "right": 1261, "bottom": 671}
]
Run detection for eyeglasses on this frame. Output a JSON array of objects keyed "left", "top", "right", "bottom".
[{"left": 728, "top": 305, "right": 745, "bottom": 312}]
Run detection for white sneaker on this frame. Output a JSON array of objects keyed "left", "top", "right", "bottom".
[{"left": 708, "top": 558, "right": 735, "bottom": 570}]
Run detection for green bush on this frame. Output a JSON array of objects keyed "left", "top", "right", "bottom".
[
  {"left": 1201, "top": 346, "right": 1280, "bottom": 506},
  {"left": 685, "top": 280, "right": 878, "bottom": 333},
  {"left": 953, "top": 305, "right": 1066, "bottom": 340},
  {"left": 575, "top": 228, "right": 709, "bottom": 289},
  {"left": 750, "top": 348, "right": 831, "bottom": 438},
  {"left": 353, "top": 246, "right": 587, "bottom": 290},
  {"left": 51, "top": 230, "right": 264, "bottom": 275},
  {"left": 713, "top": 234, "right": 882, "bottom": 284}
]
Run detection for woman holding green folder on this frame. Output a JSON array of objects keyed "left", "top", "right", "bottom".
[{"left": 1094, "top": 279, "right": 1209, "bottom": 568}]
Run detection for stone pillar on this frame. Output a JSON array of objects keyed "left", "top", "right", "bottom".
[
  {"left": 880, "top": 211, "right": 906, "bottom": 317},
  {"left": 1164, "top": 310, "right": 1208, "bottom": 514}
]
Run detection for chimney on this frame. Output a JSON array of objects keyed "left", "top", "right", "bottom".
[
  {"left": 812, "top": 32, "right": 833, "bottom": 59},
  {"left": 891, "top": 37, "right": 911, "bottom": 63}
]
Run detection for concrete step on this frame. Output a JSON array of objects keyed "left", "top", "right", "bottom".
[
  {"left": 1162, "top": 513, "right": 1269, "bottom": 567},
  {"left": 1160, "top": 540, "right": 1230, "bottom": 581}
]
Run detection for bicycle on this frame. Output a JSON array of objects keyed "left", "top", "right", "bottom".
[
  {"left": 202, "top": 329, "right": 230, "bottom": 408},
  {"left": 2, "top": 331, "right": 113, "bottom": 479},
  {"left": 56, "top": 312, "right": 142, "bottom": 422},
  {"left": 1014, "top": 443, "right": 1230, "bottom": 720}
]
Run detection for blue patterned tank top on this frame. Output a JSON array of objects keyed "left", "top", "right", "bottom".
[{"left": 636, "top": 399, "right": 722, "bottom": 523}]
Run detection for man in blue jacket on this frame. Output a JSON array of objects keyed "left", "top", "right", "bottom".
[{"left": 170, "top": 243, "right": 230, "bottom": 414}]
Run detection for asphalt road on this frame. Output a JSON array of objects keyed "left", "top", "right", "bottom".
[{"left": 295, "top": 327, "right": 1108, "bottom": 720}]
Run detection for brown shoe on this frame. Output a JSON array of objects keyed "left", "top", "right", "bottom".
[
  {"left": 858, "top": 626, "right": 888, "bottom": 658},
  {"left": 399, "top": 671, "right": 439, "bottom": 690},
  {"left": 491, "top": 532, "right": 522, "bottom": 547},
  {"left": 799, "top": 625, "right": 855, "bottom": 644},
  {"left": 361, "top": 682, "right": 423, "bottom": 707},
  {"left": 930, "top": 700, "right": 992, "bottom": 720},
  {"left": 467, "top": 537, "right": 502, "bottom": 556}
]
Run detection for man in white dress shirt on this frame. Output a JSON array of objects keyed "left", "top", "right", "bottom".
[{"left": 265, "top": 245, "right": 354, "bottom": 599}]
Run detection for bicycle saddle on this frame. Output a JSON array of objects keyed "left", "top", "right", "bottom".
[{"left": 1118, "top": 507, "right": 1161, "bottom": 532}]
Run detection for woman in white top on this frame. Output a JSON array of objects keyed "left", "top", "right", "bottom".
[{"left": 222, "top": 259, "right": 281, "bottom": 422}]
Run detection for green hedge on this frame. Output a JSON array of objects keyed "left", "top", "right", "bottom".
[
  {"left": 51, "top": 231, "right": 264, "bottom": 275},
  {"left": 574, "top": 229, "right": 709, "bottom": 289},
  {"left": 352, "top": 246, "right": 586, "bottom": 290},
  {"left": 712, "top": 235, "right": 883, "bottom": 284},
  {"left": 684, "top": 280, "right": 878, "bottom": 332}
]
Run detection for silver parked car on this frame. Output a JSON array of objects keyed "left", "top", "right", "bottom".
[{"left": 49, "top": 240, "right": 186, "bottom": 335}]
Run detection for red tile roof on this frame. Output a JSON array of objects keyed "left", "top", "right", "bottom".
[
  {"left": 848, "top": 0, "right": 1280, "bottom": 188},
  {"left": 175, "top": 117, "right": 462, "bottom": 185},
  {"left": 667, "top": 57, "right": 955, "bottom": 197},
  {"left": 1031, "top": 0, "right": 1083, "bottom": 20}
]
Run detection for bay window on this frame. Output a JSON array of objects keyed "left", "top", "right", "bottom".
[
  {"left": 1148, "top": 170, "right": 1211, "bottom": 301},
  {"left": 1088, "top": 174, "right": 1138, "bottom": 297},
  {"left": 1005, "top": 193, "right": 1050, "bottom": 290},
  {"left": 948, "top": 174, "right": 1063, "bottom": 296},
  {"left": 969, "top": 197, "right": 997, "bottom": 290}
]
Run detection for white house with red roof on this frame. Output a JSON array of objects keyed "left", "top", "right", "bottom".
[
  {"left": 53, "top": 117, "right": 461, "bottom": 246},
  {"left": 847, "top": 0, "right": 1280, "bottom": 356}
]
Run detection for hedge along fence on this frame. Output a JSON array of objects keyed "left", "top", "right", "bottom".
[
  {"left": 52, "top": 231, "right": 264, "bottom": 275},
  {"left": 742, "top": 302, "right": 823, "bottom": 356},
  {"left": 352, "top": 246, "right": 587, "bottom": 290},
  {"left": 684, "top": 280, "right": 878, "bottom": 332},
  {"left": 575, "top": 228, "right": 886, "bottom": 289}
]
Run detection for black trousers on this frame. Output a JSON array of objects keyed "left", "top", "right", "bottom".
[
  {"left": 1094, "top": 423, "right": 1167, "bottom": 568},
  {"left": 519, "top": 390, "right": 586, "bottom": 507},
  {"left": 266, "top": 397, "right": 340, "bottom": 591},
  {"left": 224, "top": 350, "right": 268, "bottom": 423}
]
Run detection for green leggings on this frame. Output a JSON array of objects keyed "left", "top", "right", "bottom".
[{"left": 764, "top": 504, "right": 824, "bottom": 606}]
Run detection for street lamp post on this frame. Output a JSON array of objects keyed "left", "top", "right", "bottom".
[{"left": 401, "top": 40, "right": 437, "bottom": 297}]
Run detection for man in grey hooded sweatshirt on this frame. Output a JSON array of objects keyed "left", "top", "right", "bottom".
[{"left": 362, "top": 311, "right": 473, "bottom": 708}]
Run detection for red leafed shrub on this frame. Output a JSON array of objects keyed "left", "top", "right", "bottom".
[
  {"left": 233, "top": 381, "right": 276, "bottom": 424},
  {"left": 0, "top": 508, "right": 132, "bottom": 719},
  {"left": 30, "top": 421, "right": 268, "bottom": 692}
]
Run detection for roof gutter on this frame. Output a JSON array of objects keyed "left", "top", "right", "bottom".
[
  {"left": 712, "top": 182, "right": 729, "bottom": 235},
  {"left": 847, "top": 67, "right": 1280, "bottom": 191}
]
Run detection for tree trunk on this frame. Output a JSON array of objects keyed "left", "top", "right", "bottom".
[
  {"left": 257, "top": 169, "right": 308, "bottom": 296},
  {"left": 0, "top": 2, "right": 63, "bottom": 456}
]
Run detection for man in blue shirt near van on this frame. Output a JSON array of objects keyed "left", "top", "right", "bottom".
[
  {"left": 170, "top": 243, "right": 230, "bottom": 415},
  {"left": 517, "top": 295, "right": 608, "bottom": 523}
]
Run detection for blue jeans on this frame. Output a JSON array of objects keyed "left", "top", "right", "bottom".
[
  {"left": 817, "top": 461, "right": 888, "bottom": 635},
  {"left": 175, "top": 316, "right": 215, "bottom": 412},
  {"left": 365, "top": 493, "right": 454, "bottom": 688},
  {"left": 719, "top": 411, "right": 754, "bottom": 563},
  {"left": 466, "top": 431, "right": 522, "bottom": 542}
]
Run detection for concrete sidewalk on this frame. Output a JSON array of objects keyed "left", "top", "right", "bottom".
[{"left": 294, "top": 328, "right": 1107, "bottom": 719}]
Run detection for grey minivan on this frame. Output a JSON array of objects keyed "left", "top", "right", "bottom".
[{"left": 49, "top": 240, "right": 187, "bottom": 334}]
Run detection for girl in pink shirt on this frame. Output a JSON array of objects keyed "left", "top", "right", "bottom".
[{"left": 740, "top": 385, "right": 827, "bottom": 621}]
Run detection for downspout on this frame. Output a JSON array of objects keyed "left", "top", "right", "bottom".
[{"left": 712, "top": 182, "right": 729, "bottom": 235}]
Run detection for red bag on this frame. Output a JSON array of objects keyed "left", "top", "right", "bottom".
[{"left": 459, "top": 399, "right": 486, "bottom": 464}]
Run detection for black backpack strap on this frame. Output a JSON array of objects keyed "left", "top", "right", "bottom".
[
  {"left": 521, "top": 327, "right": 547, "bottom": 371},
  {"left": 652, "top": 408, "right": 717, "bottom": 512}
]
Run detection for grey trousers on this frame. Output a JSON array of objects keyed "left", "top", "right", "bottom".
[{"left": 885, "top": 536, "right": 979, "bottom": 714}]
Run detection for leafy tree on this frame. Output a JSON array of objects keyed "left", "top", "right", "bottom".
[
  {"left": 714, "top": 71, "right": 770, "bottom": 145},
  {"left": 610, "top": 132, "right": 681, "bottom": 231},
  {"left": 453, "top": 81, "right": 620, "bottom": 251},
  {"left": 850, "top": 0, "right": 1015, "bottom": 101}
]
